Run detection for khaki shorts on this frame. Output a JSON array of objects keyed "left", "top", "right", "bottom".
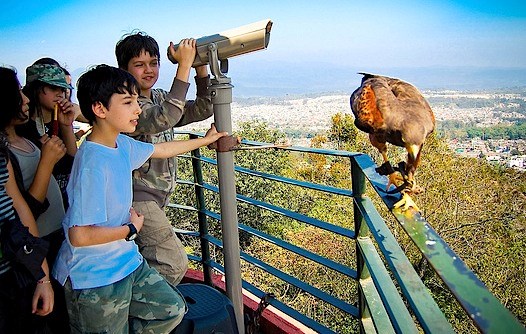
[{"left": 133, "top": 200, "right": 189, "bottom": 285}]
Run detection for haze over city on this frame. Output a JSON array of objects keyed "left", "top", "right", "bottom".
[{"left": 1, "top": 0, "right": 525, "bottom": 97}]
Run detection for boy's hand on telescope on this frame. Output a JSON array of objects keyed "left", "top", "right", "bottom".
[{"left": 169, "top": 38, "right": 197, "bottom": 69}]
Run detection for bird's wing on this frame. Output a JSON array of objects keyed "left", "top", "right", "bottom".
[
  {"left": 350, "top": 83, "right": 386, "bottom": 134},
  {"left": 382, "top": 76, "right": 435, "bottom": 143}
]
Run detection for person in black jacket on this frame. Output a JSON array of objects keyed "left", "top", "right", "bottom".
[
  {"left": 2, "top": 64, "right": 70, "bottom": 333},
  {"left": 0, "top": 66, "right": 55, "bottom": 334}
]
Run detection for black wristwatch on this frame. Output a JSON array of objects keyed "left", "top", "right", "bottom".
[{"left": 125, "top": 223, "right": 138, "bottom": 241}]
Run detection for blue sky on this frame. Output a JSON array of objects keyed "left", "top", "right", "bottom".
[{"left": 1, "top": 0, "right": 525, "bottom": 94}]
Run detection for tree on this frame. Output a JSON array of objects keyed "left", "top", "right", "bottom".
[{"left": 328, "top": 113, "right": 358, "bottom": 150}]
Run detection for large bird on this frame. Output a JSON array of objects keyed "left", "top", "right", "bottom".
[{"left": 350, "top": 73, "right": 435, "bottom": 211}]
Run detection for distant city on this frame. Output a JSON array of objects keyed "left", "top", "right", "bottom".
[{"left": 178, "top": 76, "right": 526, "bottom": 172}]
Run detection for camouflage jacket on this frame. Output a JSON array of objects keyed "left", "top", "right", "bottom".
[{"left": 131, "top": 76, "right": 213, "bottom": 207}]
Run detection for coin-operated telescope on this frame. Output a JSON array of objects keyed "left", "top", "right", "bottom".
[
  {"left": 167, "top": 19, "right": 273, "bottom": 334},
  {"left": 167, "top": 19, "right": 272, "bottom": 71}
]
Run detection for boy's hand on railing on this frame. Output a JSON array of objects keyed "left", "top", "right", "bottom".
[{"left": 204, "top": 123, "right": 229, "bottom": 146}]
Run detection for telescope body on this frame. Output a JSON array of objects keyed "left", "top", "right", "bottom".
[{"left": 167, "top": 19, "right": 272, "bottom": 67}]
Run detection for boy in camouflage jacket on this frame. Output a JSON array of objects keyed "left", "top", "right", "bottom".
[{"left": 115, "top": 32, "right": 213, "bottom": 285}]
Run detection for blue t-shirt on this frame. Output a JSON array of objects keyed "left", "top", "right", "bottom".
[{"left": 53, "top": 134, "right": 154, "bottom": 289}]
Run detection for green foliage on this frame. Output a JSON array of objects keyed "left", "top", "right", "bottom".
[
  {"left": 414, "top": 135, "right": 526, "bottom": 326},
  {"left": 465, "top": 122, "right": 526, "bottom": 139},
  {"left": 328, "top": 113, "right": 358, "bottom": 149},
  {"left": 438, "top": 121, "right": 526, "bottom": 139}
]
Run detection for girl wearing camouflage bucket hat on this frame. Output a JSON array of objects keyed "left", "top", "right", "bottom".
[{"left": 18, "top": 62, "right": 78, "bottom": 208}]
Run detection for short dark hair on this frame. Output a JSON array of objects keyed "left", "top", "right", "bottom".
[
  {"left": 115, "top": 31, "right": 160, "bottom": 69},
  {"left": 0, "top": 66, "right": 28, "bottom": 131},
  {"left": 77, "top": 65, "right": 140, "bottom": 125}
]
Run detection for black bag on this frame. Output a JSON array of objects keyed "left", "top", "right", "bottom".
[{"left": 0, "top": 215, "right": 49, "bottom": 288}]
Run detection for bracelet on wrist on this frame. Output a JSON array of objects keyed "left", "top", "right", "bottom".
[{"left": 37, "top": 279, "right": 51, "bottom": 284}]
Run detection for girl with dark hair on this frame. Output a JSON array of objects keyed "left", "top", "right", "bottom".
[
  {"left": 0, "top": 66, "right": 54, "bottom": 333},
  {"left": 2, "top": 63, "right": 71, "bottom": 332},
  {"left": 18, "top": 60, "right": 77, "bottom": 210}
]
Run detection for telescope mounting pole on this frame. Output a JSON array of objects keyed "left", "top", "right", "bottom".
[{"left": 207, "top": 43, "right": 245, "bottom": 334}]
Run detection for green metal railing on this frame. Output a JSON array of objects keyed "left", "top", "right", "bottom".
[{"left": 170, "top": 132, "right": 524, "bottom": 333}]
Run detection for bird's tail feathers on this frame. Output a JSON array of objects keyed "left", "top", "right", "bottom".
[{"left": 358, "top": 72, "right": 376, "bottom": 79}]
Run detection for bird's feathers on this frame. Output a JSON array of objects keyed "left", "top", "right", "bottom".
[{"left": 350, "top": 73, "right": 435, "bottom": 148}]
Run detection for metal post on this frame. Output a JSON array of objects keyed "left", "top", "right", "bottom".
[
  {"left": 351, "top": 157, "right": 368, "bottom": 333},
  {"left": 207, "top": 43, "right": 245, "bottom": 334},
  {"left": 189, "top": 137, "right": 212, "bottom": 285}
]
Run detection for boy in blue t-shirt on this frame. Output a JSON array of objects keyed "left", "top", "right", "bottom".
[{"left": 52, "top": 64, "right": 226, "bottom": 333}]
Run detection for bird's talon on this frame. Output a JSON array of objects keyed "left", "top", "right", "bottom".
[
  {"left": 376, "top": 161, "right": 395, "bottom": 176},
  {"left": 393, "top": 192, "right": 419, "bottom": 212},
  {"left": 386, "top": 172, "right": 405, "bottom": 191}
]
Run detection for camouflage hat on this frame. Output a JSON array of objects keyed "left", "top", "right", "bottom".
[{"left": 25, "top": 63, "right": 73, "bottom": 89}]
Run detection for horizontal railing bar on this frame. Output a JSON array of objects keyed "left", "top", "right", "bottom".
[
  {"left": 173, "top": 229, "right": 199, "bottom": 237},
  {"left": 197, "top": 181, "right": 354, "bottom": 238},
  {"left": 359, "top": 275, "right": 396, "bottom": 334},
  {"left": 195, "top": 156, "right": 353, "bottom": 197},
  {"left": 174, "top": 131, "right": 362, "bottom": 158},
  {"left": 181, "top": 208, "right": 355, "bottom": 279},
  {"left": 239, "top": 223, "right": 357, "bottom": 279},
  {"left": 179, "top": 153, "right": 353, "bottom": 197},
  {"left": 240, "top": 251, "right": 359, "bottom": 317},
  {"left": 238, "top": 138, "right": 363, "bottom": 158},
  {"left": 238, "top": 163, "right": 353, "bottom": 196},
  {"left": 236, "top": 192, "right": 355, "bottom": 238},
  {"left": 166, "top": 202, "right": 198, "bottom": 211},
  {"left": 200, "top": 232, "right": 358, "bottom": 317},
  {"left": 391, "top": 209, "right": 525, "bottom": 333},
  {"left": 187, "top": 253, "right": 200, "bottom": 263}
]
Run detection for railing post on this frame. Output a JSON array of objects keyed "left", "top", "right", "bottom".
[
  {"left": 351, "top": 156, "right": 369, "bottom": 333},
  {"left": 189, "top": 138, "right": 212, "bottom": 286}
]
